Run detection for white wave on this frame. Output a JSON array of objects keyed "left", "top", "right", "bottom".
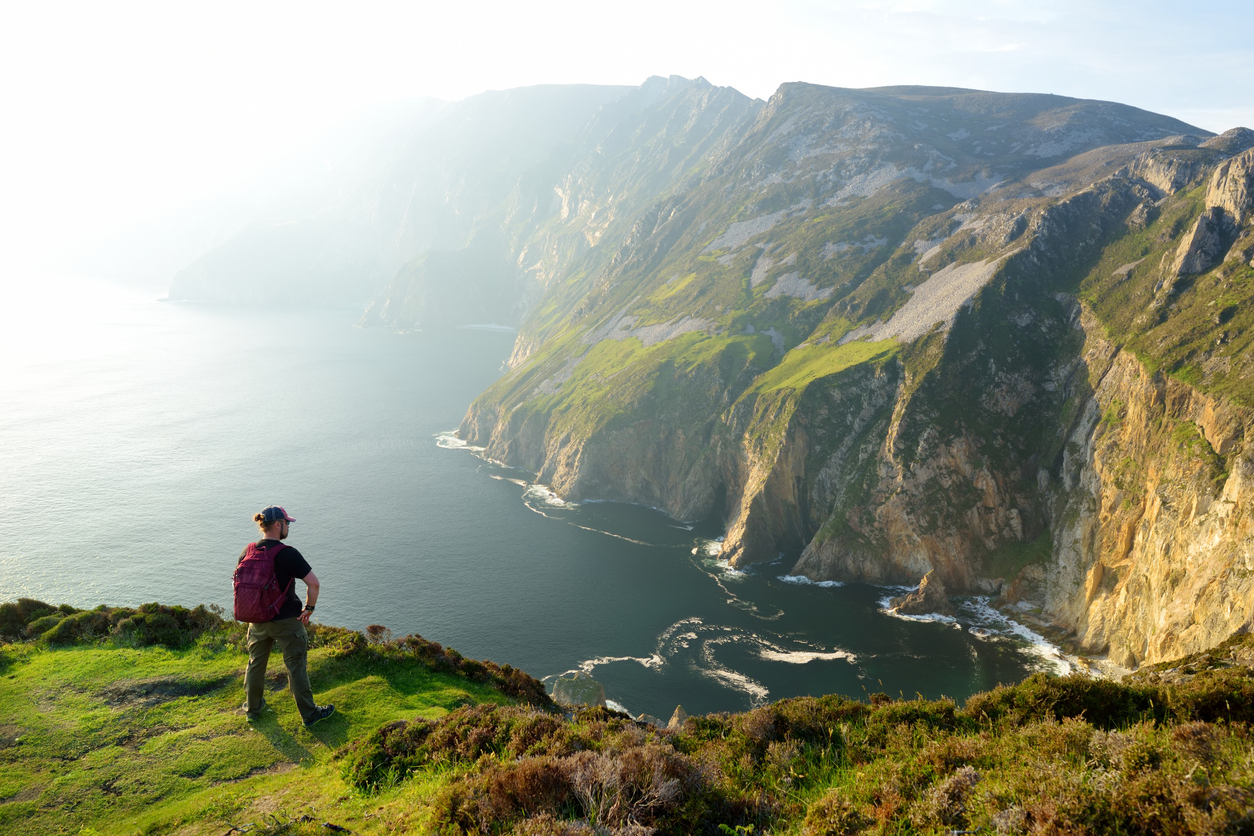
[
  {"left": 486, "top": 474, "right": 529, "bottom": 487},
  {"left": 434, "top": 430, "right": 484, "bottom": 452},
  {"left": 882, "top": 608, "right": 960, "bottom": 625},
  {"left": 959, "top": 597, "right": 1076, "bottom": 676},
  {"left": 523, "top": 484, "right": 580, "bottom": 508},
  {"left": 691, "top": 537, "right": 723, "bottom": 557},
  {"left": 578, "top": 653, "right": 665, "bottom": 672},
  {"left": 757, "top": 647, "right": 857, "bottom": 664},
  {"left": 698, "top": 636, "right": 771, "bottom": 705},
  {"left": 605, "top": 699, "right": 634, "bottom": 716},
  {"left": 778, "top": 574, "right": 844, "bottom": 588},
  {"left": 872, "top": 589, "right": 958, "bottom": 621},
  {"left": 686, "top": 553, "right": 785, "bottom": 620}
]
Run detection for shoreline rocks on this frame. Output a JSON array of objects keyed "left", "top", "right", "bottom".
[
  {"left": 890, "top": 571, "right": 956, "bottom": 617},
  {"left": 551, "top": 672, "right": 606, "bottom": 708}
]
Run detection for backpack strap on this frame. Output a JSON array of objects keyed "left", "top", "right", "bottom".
[{"left": 264, "top": 542, "right": 295, "bottom": 598}]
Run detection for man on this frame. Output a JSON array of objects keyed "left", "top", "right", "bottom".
[{"left": 239, "top": 505, "right": 335, "bottom": 727}]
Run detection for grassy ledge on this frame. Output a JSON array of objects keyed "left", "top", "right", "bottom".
[{"left": 3, "top": 600, "right": 1254, "bottom": 835}]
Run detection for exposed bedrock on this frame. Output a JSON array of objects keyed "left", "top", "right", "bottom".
[
  {"left": 890, "top": 571, "right": 956, "bottom": 617},
  {"left": 1041, "top": 322, "right": 1254, "bottom": 668}
]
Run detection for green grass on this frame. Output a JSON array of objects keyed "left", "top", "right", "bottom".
[
  {"left": 983, "top": 531, "right": 1052, "bottom": 582},
  {"left": 0, "top": 605, "right": 536, "bottom": 836},
  {"left": 750, "top": 339, "right": 898, "bottom": 394},
  {"left": 1079, "top": 184, "right": 1254, "bottom": 407},
  {"left": 4, "top": 603, "right": 1254, "bottom": 836}
]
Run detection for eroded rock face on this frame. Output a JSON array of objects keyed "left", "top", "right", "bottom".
[
  {"left": 1044, "top": 314, "right": 1254, "bottom": 668},
  {"left": 1172, "top": 207, "right": 1229, "bottom": 276},
  {"left": 890, "top": 571, "right": 956, "bottom": 616},
  {"left": 1170, "top": 148, "right": 1254, "bottom": 277},
  {"left": 1125, "top": 143, "right": 1212, "bottom": 195},
  {"left": 1208, "top": 148, "right": 1254, "bottom": 226}
]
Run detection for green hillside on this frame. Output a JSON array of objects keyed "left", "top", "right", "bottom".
[{"left": 3, "top": 599, "right": 1254, "bottom": 835}]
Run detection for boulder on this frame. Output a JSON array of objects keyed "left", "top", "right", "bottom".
[
  {"left": 667, "top": 705, "right": 689, "bottom": 730},
  {"left": 551, "top": 672, "right": 606, "bottom": 708},
  {"left": 890, "top": 571, "right": 956, "bottom": 616}
]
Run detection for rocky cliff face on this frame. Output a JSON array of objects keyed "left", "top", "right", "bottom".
[
  {"left": 456, "top": 89, "right": 1254, "bottom": 669},
  {"left": 1042, "top": 322, "right": 1254, "bottom": 667}
]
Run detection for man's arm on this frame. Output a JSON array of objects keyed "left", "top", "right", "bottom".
[{"left": 299, "top": 571, "right": 320, "bottom": 624}]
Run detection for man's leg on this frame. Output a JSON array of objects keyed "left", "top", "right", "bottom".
[
  {"left": 243, "top": 622, "right": 275, "bottom": 716},
  {"left": 271, "top": 618, "right": 318, "bottom": 723}
]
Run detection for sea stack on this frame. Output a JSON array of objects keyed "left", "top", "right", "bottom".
[{"left": 891, "top": 571, "right": 956, "bottom": 617}]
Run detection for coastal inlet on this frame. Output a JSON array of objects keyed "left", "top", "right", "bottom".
[{"left": 438, "top": 431, "right": 1072, "bottom": 718}]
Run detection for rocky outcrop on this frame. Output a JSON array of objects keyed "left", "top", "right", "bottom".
[
  {"left": 1124, "top": 141, "right": 1213, "bottom": 195},
  {"left": 890, "top": 571, "right": 956, "bottom": 616},
  {"left": 1172, "top": 207, "right": 1229, "bottom": 276},
  {"left": 1207, "top": 148, "right": 1254, "bottom": 225},
  {"left": 1200, "top": 127, "right": 1254, "bottom": 156},
  {"left": 1168, "top": 148, "right": 1254, "bottom": 278},
  {"left": 552, "top": 672, "right": 607, "bottom": 708}
]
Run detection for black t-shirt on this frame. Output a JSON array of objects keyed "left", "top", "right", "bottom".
[{"left": 237, "top": 540, "right": 312, "bottom": 621}]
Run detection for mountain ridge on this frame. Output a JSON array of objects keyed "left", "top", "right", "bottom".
[{"left": 148, "top": 77, "right": 1254, "bottom": 671}]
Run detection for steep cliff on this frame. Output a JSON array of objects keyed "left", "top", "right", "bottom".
[{"left": 457, "top": 87, "right": 1254, "bottom": 668}]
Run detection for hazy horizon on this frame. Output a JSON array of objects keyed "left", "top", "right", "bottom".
[{"left": 2, "top": 0, "right": 1252, "bottom": 281}]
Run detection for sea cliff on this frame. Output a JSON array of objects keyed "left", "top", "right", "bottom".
[{"left": 456, "top": 86, "right": 1254, "bottom": 670}]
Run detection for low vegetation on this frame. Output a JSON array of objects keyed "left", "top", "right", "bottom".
[{"left": 2, "top": 600, "right": 1253, "bottom": 835}]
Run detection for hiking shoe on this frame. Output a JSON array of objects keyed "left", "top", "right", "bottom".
[
  {"left": 244, "top": 700, "right": 273, "bottom": 721},
  {"left": 304, "top": 705, "right": 335, "bottom": 727}
]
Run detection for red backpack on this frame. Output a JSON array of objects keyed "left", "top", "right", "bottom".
[{"left": 233, "top": 542, "right": 293, "bottom": 623}]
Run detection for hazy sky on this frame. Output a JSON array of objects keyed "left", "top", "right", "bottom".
[{"left": 2, "top": 0, "right": 1251, "bottom": 271}]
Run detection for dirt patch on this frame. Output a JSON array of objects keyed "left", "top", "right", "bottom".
[
  {"left": 117, "top": 724, "right": 179, "bottom": 749},
  {"left": 266, "top": 670, "right": 289, "bottom": 691},
  {"left": 0, "top": 784, "right": 42, "bottom": 804},
  {"left": 0, "top": 724, "right": 21, "bottom": 749},
  {"left": 97, "top": 675, "right": 234, "bottom": 707}
]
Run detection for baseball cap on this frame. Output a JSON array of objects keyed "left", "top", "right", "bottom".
[{"left": 260, "top": 505, "right": 296, "bottom": 523}]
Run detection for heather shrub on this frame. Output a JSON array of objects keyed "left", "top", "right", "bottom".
[
  {"left": 801, "top": 789, "right": 871, "bottom": 835},
  {"left": 962, "top": 672, "right": 1161, "bottom": 727},
  {"left": 910, "top": 765, "right": 981, "bottom": 829},
  {"left": 0, "top": 598, "right": 71, "bottom": 638},
  {"left": 1165, "top": 668, "right": 1254, "bottom": 723},
  {"left": 1170, "top": 720, "right": 1220, "bottom": 763},
  {"left": 0, "top": 599, "right": 230, "bottom": 648},
  {"left": 115, "top": 611, "right": 183, "bottom": 647},
  {"left": 510, "top": 813, "right": 596, "bottom": 836},
  {"left": 110, "top": 603, "right": 225, "bottom": 648},
  {"left": 43, "top": 608, "right": 113, "bottom": 645},
  {"left": 342, "top": 705, "right": 579, "bottom": 791},
  {"left": 25, "top": 612, "right": 69, "bottom": 638}
]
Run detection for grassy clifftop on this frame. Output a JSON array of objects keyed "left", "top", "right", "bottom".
[{"left": 3, "top": 599, "right": 1254, "bottom": 835}]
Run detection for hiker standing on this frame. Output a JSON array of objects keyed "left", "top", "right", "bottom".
[{"left": 235, "top": 505, "right": 335, "bottom": 727}]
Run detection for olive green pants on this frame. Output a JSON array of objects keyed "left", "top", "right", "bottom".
[{"left": 244, "top": 617, "right": 317, "bottom": 723}]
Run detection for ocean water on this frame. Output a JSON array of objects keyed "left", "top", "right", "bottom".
[{"left": 0, "top": 276, "right": 1069, "bottom": 718}]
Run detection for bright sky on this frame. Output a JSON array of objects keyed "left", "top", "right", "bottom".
[{"left": 1, "top": 0, "right": 1251, "bottom": 270}]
